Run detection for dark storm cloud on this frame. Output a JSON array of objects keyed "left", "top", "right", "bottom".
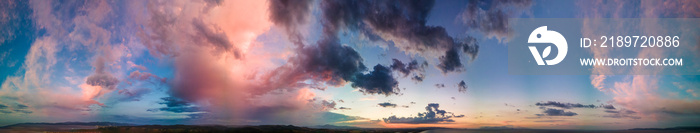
[
  {"left": 383, "top": 103, "right": 464, "bottom": 124},
  {"left": 320, "top": 0, "right": 479, "bottom": 74},
  {"left": 269, "top": 0, "right": 313, "bottom": 46},
  {"left": 536, "top": 108, "right": 577, "bottom": 116},
  {"left": 262, "top": 34, "right": 401, "bottom": 96},
  {"left": 459, "top": 0, "right": 533, "bottom": 40},
  {"left": 254, "top": 32, "right": 402, "bottom": 96},
  {"left": 263, "top": 0, "right": 508, "bottom": 97},
  {"left": 351, "top": 65, "right": 400, "bottom": 96},
  {"left": 266, "top": 0, "right": 410, "bottom": 96},
  {"left": 535, "top": 101, "right": 596, "bottom": 109},
  {"left": 458, "top": 80, "right": 467, "bottom": 93},
  {"left": 148, "top": 97, "right": 201, "bottom": 113},
  {"left": 378, "top": 102, "right": 397, "bottom": 108},
  {"left": 294, "top": 36, "right": 366, "bottom": 85}
]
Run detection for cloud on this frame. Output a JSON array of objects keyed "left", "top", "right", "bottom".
[
  {"left": 390, "top": 59, "right": 427, "bottom": 82},
  {"left": 15, "top": 103, "right": 27, "bottom": 109},
  {"left": 115, "top": 88, "right": 152, "bottom": 102},
  {"left": 259, "top": 37, "right": 402, "bottom": 96},
  {"left": 383, "top": 103, "right": 464, "bottom": 124},
  {"left": 480, "top": 125, "right": 517, "bottom": 129},
  {"left": 435, "top": 83, "right": 445, "bottom": 88},
  {"left": 533, "top": 120, "right": 565, "bottom": 123},
  {"left": 339, "top": 107, "right": 351, "bottom": 110},
  {"left": 268, "top": 0, "right": 313, "bottom": 46},
  {"left": 316, "top": 112, "right": 368, "bottom": 124},
  {"left": 0, "top": 110, "right": 10, "bottom": 114},
  {"left": 0, "top": 0, "right": 364, "bottom": 126},
  {"left": 0, "top": 0, "right": 31, "bottom": 45},
  {"left": 378, "top": 102, "right": 397, "bottom": 108},
  {"left": 437, "top": 48, "right": 464, "bottom": 74},
  {"left": 411, "top": 75, "right": 425, "bottom": 82},
  {"left": 13, "top": 109, "right": 32, "bottom": 114},
  {"left": 131, "top": 0, "right": 275, "bottom": 106},
  {"left": 148, "top": 97, "right": 202, "bottom": 113},
  {"left": 320, "top": 0, "right": 480, "bottom": 74},
  {"left": 0, "top": 104, "right": 7, "bottom": 109},
  {"left": 458, "top": 0, "right": 533, "bottom": 42},
  {"left": 260, "top": 23, "right": 402, "bottom": 97},
  {"left": 321, "top": 100, "right": 337, "bottom": 110},
  {"left": 351, "top": 65, "right": 400, "bottom": 96},
  {"left": 190, "top": 19, "right": 243, "bottom": 58},
  {"left": 0, "top": 0, "right": 127, "bottom": 119},
  {"left": 232, "top": 88, "right": 353, "bottom": 125},
  {"left": 126, "top": 61, "right": 147, "bottom": 71},
  {"left": 536, "top": 108, "right": 577, "bottom": 116},
  {"left": 580, "top": 0, "right": 700, "bottom": 120},
  {"left": 601, "top": 104, "right": 616, "bottom": 110},
  {"left": 85, "top": 45, "right": 121, "bottom": 91},
  {"left": 128, "top": 70, "right": 166, "bottom": 83},
  {"left": 603, "top": 109, "right": 640, "bottom": 119},
  {"left": 128, "top": 0, "right": 321, "bottom": 125},
  {"left": 535, "top": 101, "right": 596, "bottom": 109},
  {"left": 457, "top": 80, "right": 467, "bottom": 93},
  {"left": 82, "top": 47, "right": 124, "bottom": 104}
]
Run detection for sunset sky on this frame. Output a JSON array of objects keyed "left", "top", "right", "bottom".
[{"left": 0, "top": 0, "right": 699, "bottom": 129}]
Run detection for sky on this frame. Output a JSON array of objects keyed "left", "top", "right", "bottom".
[{"left": 0, "top": 0, "right": 699, "bottom": 130}]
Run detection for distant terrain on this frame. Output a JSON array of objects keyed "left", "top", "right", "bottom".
[
  {"left": 1, "top": 122, "right": 699, "bottom": 133},
  {"left": 0, "top": 122, "right": 133, "bottom": 132}
]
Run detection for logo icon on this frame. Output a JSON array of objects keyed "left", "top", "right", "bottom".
[{"left": 527, "top": 26, "right": 567, "bottom": 65}]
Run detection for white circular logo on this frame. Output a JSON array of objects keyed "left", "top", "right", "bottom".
[{"left": 527, "top": 26, "right": 567, "bottom": 65}]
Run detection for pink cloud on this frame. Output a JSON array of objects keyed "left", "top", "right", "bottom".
[{"left": 580, "top": 0, "right": 700, "bottom": 120}]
